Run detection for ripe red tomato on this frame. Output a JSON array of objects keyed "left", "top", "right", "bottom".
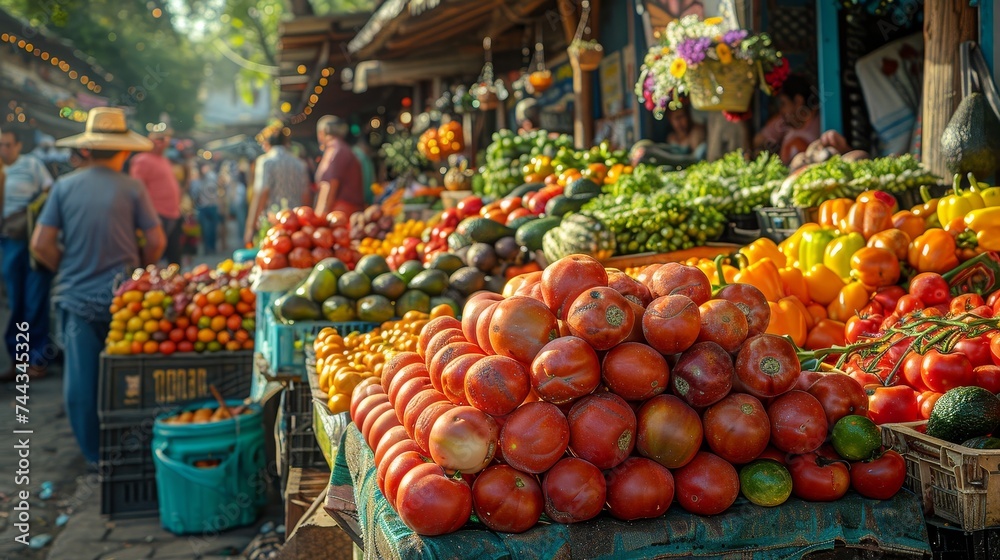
[
  {"left": 607, "top": 269, "right": 653, "bottom": 307},
  {"left": 604, "top": 457, "right": 675, "bottom": 521},
  {"left": 622, "top": 300, "right": 648, "bottom": 344},
  {"left": 872, "top": 285, "right": 906, "bottom": 315},
  {"left": 950, "top": 293, "right": 986, "bottom": 314},
  {"left": 422, "top": 329, "right": 466, "bottom": 367},
  {"left": 376, "top": 439, "right": 423, "bottom": 495},
  {"left": 440, "top": 354, "right": 481, "bottom": 406},
  {"left": 456, "top": 196, "right": 484, "bottom": 218},
  {"left": 992, "top": 336, "right": 1000, "bottom": 367},
  {"left": 756, "top": 445, "right": 789, "bottom": 464},
  {"left": 402, "top": 390, "right": 449, "bottom": 439},
  {"left": 767, "top": 391, "right": 828, "bottom": 454},
  {"left": 382, "top": 352, "right": 424, "bottom": 392},
  {"left": 734, "top": 333, "right": 800, "bottom": 398},
  {"left": 396, "top": 462, "right": 473, "bottom": 536},
  {"left": 916, "top": 390, "right": 943, "bottom": 419},
  {"left": 311, "top": 227, "right": 335, "bottom": 249},
  {"left": 895, "top": 294, "right": 925, "bottom": 315},
  {"left": 567, "top": 392, "right": 636, "bottom": 470},
  {"left": 287, "top": 246, "right": 315, "bottom": 269},
  {"left": 489, "top": 296, "right": 559, "bottom": 364},
  {"left": 366, "top": 408, "right": 403, "bottom": 455},
  {"left": 352, "top": 391, "right": 389, "bottom": 429},
  {"left": 475, "top": 302, "right": 501, "bottom": 355},
  {"left": 275, "top": 209, "right": 300, "bottom": 231},
  {"left": 845, "top": 313, "right": 883, "bottom": 344},
  {"left": 566, "top": 287, "right": 635, "bottom": 351},
  {"left": 429, "top": 342, "right": 482, "bottom": 394},
  {"left": 974, "top": 365, "right": 1000, "bottom": 394},
  {"left": 290, "top": 230, "right": 312, "bottom": 249},
  {"left": 670, "top": 341, "right": 734, "bottom": 408},
  {"left": 806, "top": 373, "right": 869, "bottom": 427},
  {"left": 310, "top": 246, "right": 334, "bottom": 262},
  {"left": 460, "top": 294, "right": 502, "bottom": 347},
  {"left": 529, "top": 336, "right": 601, "bottom": 405},
  {"left": 499, "top": 402, "right": 569, "bottom": 474},
  {"left": 428, "top": 406, "right": 499, "bottom": 474},
  {"left": 642, "top": 295, "right": 701, "bottom": 355},
  {"left": 787, "top": 451, "right": 850, "bottom": 502},
  {"left": 542, "top": 457, "right": 606, "bottom": 523},
  {"left": 382, "top": 450, "right": 427, "bottom": 508},
  {"left": 374, "top": 426, "right": 410, "bottom": 468},
  {"left": 413, "top": 400, "right": 456, "bottom": 454},
  {"left": 901, "top": 352, "right": 930, "bottom": 392},
  {"left": 361, "top": 403, "right": 394, "bottom": 446},
  {"left": 953, "top": 336, "right": 993, "bottom": 368},
  {"left": 255, "top": 248, "right": 288, "bottom": 270},
  {"left": 540, "top": 255, "right": 609, "bottom": 320},
  {"left": 418, "top": 317, "right": 463, "bottom": 359},
  {"left": 715, "top": 283, "right": 771, "bottom": 336},
  {"left": 673, "top": 452, "right": 739, "bottom": 515},
  {"left": 702, "top": 393, "right": 771, "bottom": 464},
  {"left": 636, "top": 394, "right": 703, "bottom": 469},
  {"left": 464, "top": 355, "right": 530, "bottom": 416},
  {"left": 647, "top": 263, "right": 712, "bottom": 305},
  {"left": 908, "top": 273, "right": 951, "bottom": 305},
  {"left": 472, "top": 465, "right": 543, "bottom": 533},
  {"left": 697, "top": 299, "right": 749, "bottom": 353},
  {"left": 920, "top": 349, "right": 974, "bottom": 393},
  {"left": 601, "top": 342, "right": 669, "bottom": 401},
  {"left": 866, "top": 385, "right": 919, "bottom": 424},
  {"left": 294, "top": 205, "right": 325, "bottom": 227},
  {"left": 850, "top": 450, "right": 906, "bottom": 500}
]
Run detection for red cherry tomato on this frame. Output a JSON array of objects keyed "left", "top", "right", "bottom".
[
  {"left": 895, "top": 295, "right": 925, "bottom": 315},
  {"left": 920, "top": 350, "right": 975, "bottom": 393},
  {"left": 845, "top": 314, "right": 884, "bottom": 344},
  {"left": 850, "top": 449, "right": 906, "bottom": 500},
  {"left": 953, "top": 336, "right": 993, "bottom": 367},
  {"left": 992, "top": 336, "right": 1000, "bottom": 367}
]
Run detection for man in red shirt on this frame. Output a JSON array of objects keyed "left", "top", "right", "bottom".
[
  {"left": 314, "top": 115, "right": 363, "bottom": 216},
  {"left": 129, "top": 127, "right": 182, "bottom": 263}
]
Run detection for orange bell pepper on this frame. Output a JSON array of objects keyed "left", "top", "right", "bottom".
[
  {"left": 818, "top": 198, "right": 854, "bottom": 229},
  {"left": 784, "top": 295, "right": 814, "bottom": 330},
  {"left": 891, "top": 210, "right": 925, "bottom": 241},
  {"left": 765, "top": 298, "right": 808, "bottom": 347},
  {"left": 827, "top": 281, "right": 871, "bottom": 323},
  {"left": 733, "top": 257, "right": 785, "bottom": 303},
  {"left": 803, "top": 264, "right": 846, "bottom": 306},
  {"left": 804, "top": 318, "right": 847, "bottom": 350},
  {"left": 849, "top": 246, "right": 901, "bottom": 288},
  {"left": 779, "top": 266, "right": 811, "bottom": 305},
  {"left": 698, "top": 259, "right": 738, "bottom": 286},
  {"left": 907, "top": 229, "right": 960, "bottom": 273},
  {"left": 741, "top": 238, "right": 787, "bottom": 268},
  {"left": 838, "top": 199, "right": 894, "bottom": 240},
  {"left": 805, "top": 303, "right": 828, "bottom": 324}
]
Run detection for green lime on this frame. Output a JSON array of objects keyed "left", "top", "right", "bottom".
[
  {"left": 739, "top": 460, "right": 793, "bottom": 507},
  {"left": 831, "top": 415, "right": 882, "bottom": 461}
]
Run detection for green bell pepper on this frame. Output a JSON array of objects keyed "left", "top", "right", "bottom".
[
  {"left": 798, "top": 228, "right": 838, "bottom": 273},
  {"left": 823, "top": 232, "right": 866, "bottom": 280}
]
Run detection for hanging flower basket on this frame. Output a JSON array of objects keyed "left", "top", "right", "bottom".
[
  {"left": 528, "top": 70, "right": 553, "bottom": 94},
  {"left": 570, "top": 41, "right": 604, "bottom": 72},
  {"left": 476, "top": 89, "right": 500, "bottom": 111},
  {"left": 686, "top": 59, "right": 758, "bottom": 112}
]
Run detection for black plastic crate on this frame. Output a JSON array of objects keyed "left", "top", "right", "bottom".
[
  {"left": 281, "top": 378, "right": 327, "bottom": 471},
  {"left": 756, "top": 207, "right": 819, "bottom": 243},
  {"left": 99, "top": 351, "right": 252, "bottom": 413},
  {"left": 98, "top": 410, "right": 162, "bottom": 518},
  {"left": 927, "top": 521, "right": 1000, "bottom": 560},
  {"left": 100, "top": 473, "right": 158, "bottom": 520}
]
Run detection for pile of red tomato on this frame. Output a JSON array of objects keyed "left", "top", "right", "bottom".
[
  {"left": 838, "top": 271, "right": 1000, "bottom": 424},
  {"left": 349, "top": 254, "right": 907, "bottom": 536},
  {"left": 255, "top": 206, "right": 360, "bottom": 270}
]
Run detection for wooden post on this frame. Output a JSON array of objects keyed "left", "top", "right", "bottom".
[
  {"left": 922, "top": 2, "right": 977, "bottom": 176},
  {"left": 559, "top": 0, "right": 600, "bottom": 148}
]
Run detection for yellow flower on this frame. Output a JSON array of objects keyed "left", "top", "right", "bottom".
[
  {"left": 704, "top": 17, "right": 723, "bottom": 25},
  {"left": 670, "top": 58, "right": 687, "bottom": 78},
  {"left": 716, "top": 43, "right": 733, "bottom": 64},
  {"left": 660, "top": 47, "right": 670, "bottom": 55}
]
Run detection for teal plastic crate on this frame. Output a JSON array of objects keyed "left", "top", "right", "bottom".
[{"left": 265, "top": 310, "right": 379, "bottom": 374}]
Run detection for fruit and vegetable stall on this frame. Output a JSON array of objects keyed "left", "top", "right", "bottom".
[{"left": 231, "top": 127, "right": 1000, "bottom": 559}]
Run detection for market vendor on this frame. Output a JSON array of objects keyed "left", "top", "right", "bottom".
[
  {"left": 314, "top": 115, "right": 364, "bottom": 217},
  {"left": 753, "top": 74, "right": 821, "bottom": 164},
  {"left": 666, "top": 105, "right": 707, "bottom": 159},
  {"left": 31, "top": 107, "right": 165, "bottom": 467}
]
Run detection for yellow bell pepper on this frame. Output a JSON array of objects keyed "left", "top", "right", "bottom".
[
  {"left": 764, "top": 298, "right": 808, "bottom": 348},
  {"left": 980, "top": 186, "right": 1000, "bottom": 207},
  {"left": 827, "top": 281, "right": 871, "bottom": 323},
  {"left": 733, "top": 257, "right": 786, "bottom": 303},
  {"left": 964, "top": 207, "right": 1000, "bottom": 251},
  {"left": 697, "top": 258, "right": 738, "bottom": 286},
  {"left": 937, "top": 173, "right": 985, "bottom": 225},
  {"left": 778, "top": 224, "right": 819, "bottom": 269},
  {"left": 803, "top": 264, "right": 846, "bottom": 306},
  {"left": 779, "top": 266, "right": 811, "bottom": 305},
  {"left": 740, "top": 238, "right": 787, "bottom": 268}
]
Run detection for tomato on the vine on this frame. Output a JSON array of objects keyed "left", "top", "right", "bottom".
[
  {"left": 992, "top": 336, "right": 1000, "bottom": 367},
  {"left": 850, "top": 449, "right": 906, "bottom": 500},
  {"left": 920, "top": 350, "right": 974, "bottom": 393},
  {"left": 895, "top": 295, "right": 925, "bottom": 315},
  {"left": 845, "top": 314, "right": 883, "bottom": 344},
  {"left": 951, "top": 294, "right": 986, "bottom": 314},
  {"left": 916, "top": 391, "right": 943, "bottom": 419},
  {"left": 872, "top": 286, "right": 906, "bottom": 314},
  {"left": 866, "top": 385, "right": 919, "bottom": 424},
  {"left": 954, "top": 336, "right": 993, "bottom": 368}
]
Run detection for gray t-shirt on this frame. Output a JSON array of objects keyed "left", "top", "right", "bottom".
[
  {"left": 38, "top": 166, "right": 160, "bottom": 318},
  {"left": 3, "top": 154, "right": 53, "bottom": 218}
]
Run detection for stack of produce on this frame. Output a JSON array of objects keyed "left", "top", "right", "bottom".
[
  {"left": 417, "top": 121, "right": 464, "bottom": 163},
  {"left": 348, "top": 254, "right": 904, "bottom": 536},
  {"left": 106, "top": 261, "right": 255, "bottom": 355},
  {"left": 675, "top": 151, "right": 787, "bottom": 218},
  {"left": 356, "top": 219, "right": 426, "bottom": 262},
  {"left": 480, "top": 129, "right": 573, "bottom": 198},
  {"left": 349, "top": 193, "right": 404, "bottom": 243},
  {"left": 272, "top": 255, "right": 464, "bottom": 325},
  {"left": 769, "top": 154, "right": 939, "bottom": 208},
  {"left": 256, "top": 206, "right": 359, "bottom": 271}
]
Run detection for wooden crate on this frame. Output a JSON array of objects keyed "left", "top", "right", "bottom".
[
  {"left": 601, "top": 243, "right": 740, "bottom": 270},
  {"left": 882, "top": 421, "right": 1000, "bottom": 531},
  {"left": 285, "top": 467, "right": 334, "bottom": 532}
]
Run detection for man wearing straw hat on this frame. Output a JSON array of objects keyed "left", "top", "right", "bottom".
[{"left": 31, "top": 107, "right": 166, "bottom": 466}]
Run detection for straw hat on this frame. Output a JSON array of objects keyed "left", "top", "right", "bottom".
[{"left": 56, "top": 107, "right": 154, "bottom": 152}]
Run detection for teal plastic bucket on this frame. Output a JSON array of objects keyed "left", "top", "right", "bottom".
[
  {"left": 233, "top": 248, "right": 259, "bottom": 263},
  {"left": 152, "top": 400, "right": 267, "bottom": 535}
]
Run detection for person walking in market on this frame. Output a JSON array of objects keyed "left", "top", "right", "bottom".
[
  {"left": 129, "top": 125, "right": 182, "bottom": 264},
  {"left": 191, "top": 161, "right": 222, "bottom": 254},
  {"left": 30, "top": 107, "right": 166, "bottom": 467},
  {"left": 244, "top": 125, "right": 311, "bottom": 246},
  {"left": 221, "top": 161, "right": 248, "bottom": 246},
  {"left": 0, "top": 128, "right": 55, "bottom": 381},
  {"left": 314, "top": 115, "right": 364, "bottom": 217}
]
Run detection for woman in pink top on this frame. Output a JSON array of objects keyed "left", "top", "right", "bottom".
[
  {"left": 753, "top": 74, "right": 821, "bottom": 165},
  {"left": 129, "top": 129, "right": 183, "bottom": 263}
]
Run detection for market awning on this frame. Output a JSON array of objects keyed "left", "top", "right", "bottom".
[{"left": 352, "top": 55, "right": 484, "bottom": 93}]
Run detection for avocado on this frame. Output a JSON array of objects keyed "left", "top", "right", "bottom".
[
  {"left": 564, "top": 177, "right": 602, "bottom": 198},
  {"left": 456, "top": 217, "right": 516, "bottom": 244},
  {"left": 315, "top": 258, "right": 348, "bottom": 278},
  {"left": 305, "top": 268, "right": 338, "bottom": 303},
  {"left": 494, "top": 236, "right": 521, "bottom": 261},
  {"left": 356, "top": 254, "right": 391, "bottom": 279},
  {"left": 961, "top": 436, "right": 1000, "bottom": 449},
  {"left": 449, "top": 266, "right": 486, "bottom": 296},
  {"left": 448, "top": 231, "right": 473, "bottom": 252},
  {"left": 278, "top": 294, "right": 323, "bottom": 322},
  {"left": 408, "top": 269, "right": 449, "bottom": 296},
  {"left": 322, "top": 296, "right": 357, "bottom": 322},
  {"left": 396, "top": 290, "right": 431, "bottom": 316},
  {"left": 337, "top": 271, "right": 372, "bottom": 300},
  {"left": 467, "top": 243, "right": 499, "bottom": 273},
  {"left": 484, "top": 274, "right": 507, "bottom": 294},
  {"left": 927, "top": 386, "right": 1000, "bottom": 444},
  {"left": 942, "top": 91, "right": 1000, "bottom": 178},
  {"left": 371, "top": 272, "right": 407, "bottom": 301},
  {"left": 545, "top": 194, "right": 592, "bottom": 217},
  {"left": 515, "top": 216, "right": 561, "bottom": 251},
  {"left": 396, "top": 260, "right": 425, "bottom": 283},
  {"left": 357, "top": 295, "right": 394, "bottom": 323},
  {"left": 429, "top": 253, "right": 465, "bottom": 275},
  {"left": 506, "top": 215, "right": 537, "bottom": 230}
]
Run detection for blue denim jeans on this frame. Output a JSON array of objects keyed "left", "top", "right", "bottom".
[
  {"left": 59, "top": 305, "right": 107, "bottom": 464},
  {"left": 1, "top": 237, "right": 54, "bottom": 366},
  {"left": 197, "top": 205, "right": 220, "bottom": 254}
]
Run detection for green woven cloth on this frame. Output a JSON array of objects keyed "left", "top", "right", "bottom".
[{"left": 330, "top": 424, "right": 931, "bottom": 560}]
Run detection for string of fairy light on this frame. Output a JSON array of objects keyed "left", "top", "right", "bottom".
[{"left": 285, "top": 65, "right": 334, "bottom": 125}]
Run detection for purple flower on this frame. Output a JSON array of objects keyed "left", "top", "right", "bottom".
[
  {"left": 676, "top": 37, "right": 712, "bottom": 65},
  {"left": 723, "top": 30, "right": 748, "bottom": 47}
]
